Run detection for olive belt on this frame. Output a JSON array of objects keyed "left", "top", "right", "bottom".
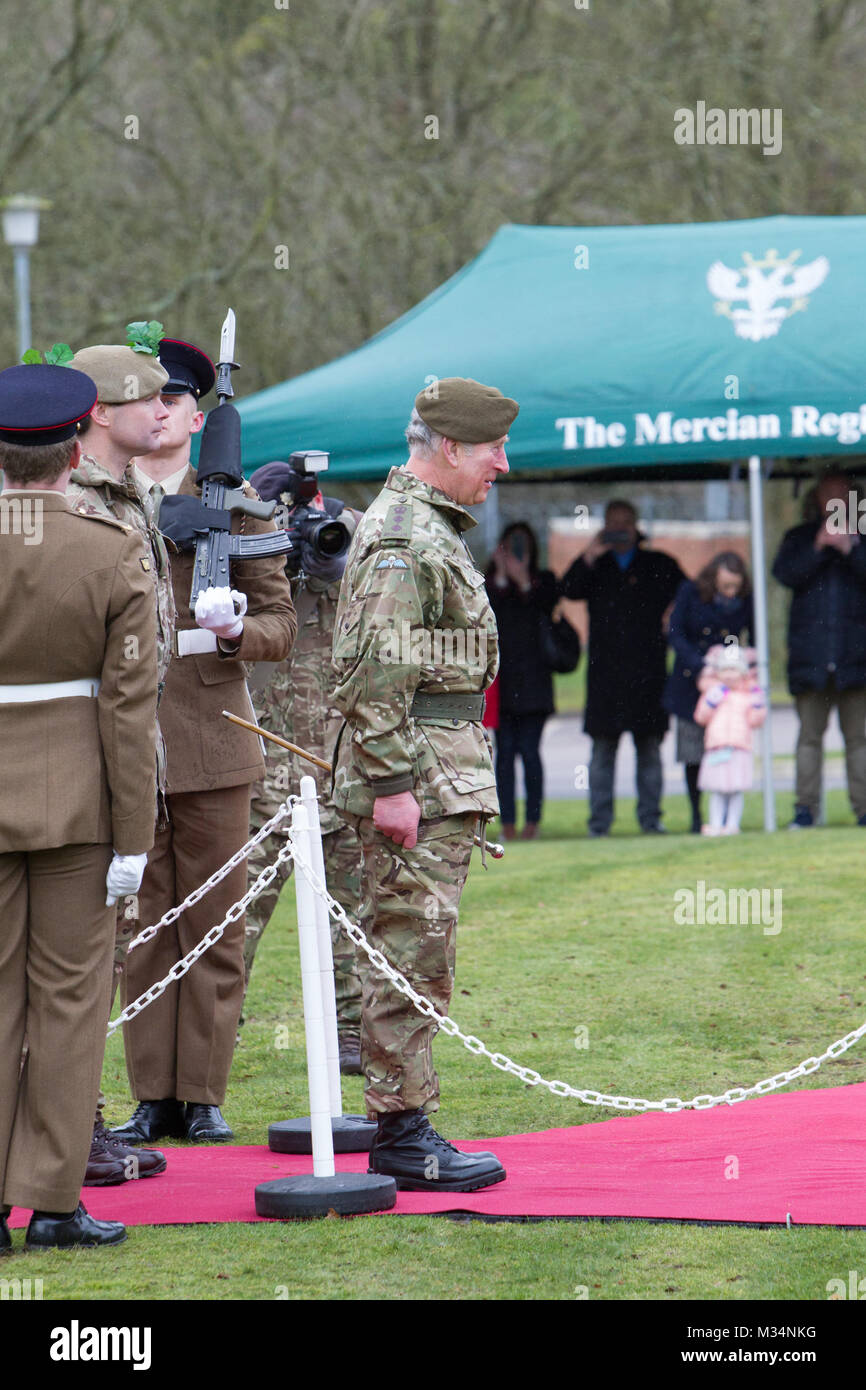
[{"left": 409, "top": 691, "right": 485, "bottom": 722}]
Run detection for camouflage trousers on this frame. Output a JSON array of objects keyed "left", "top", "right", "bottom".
[
  {"left": 343, "top": 812, "right": 477, "bottom": 1118},
  {"left": 244, "top": 798, "right": 362, "bottom": 1031}
]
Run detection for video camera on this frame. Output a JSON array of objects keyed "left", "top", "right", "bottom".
[{"left": 263, "top": 451, "right": 353, "bottom": 575}]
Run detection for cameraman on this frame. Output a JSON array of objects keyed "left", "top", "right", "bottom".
[{"left": 243, "top": 458, "right": 365, "bottom": 1074}]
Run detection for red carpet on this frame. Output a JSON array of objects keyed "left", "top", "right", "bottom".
[{"left": 9, "top": 1083, "right": 866, "bottom": 1227}]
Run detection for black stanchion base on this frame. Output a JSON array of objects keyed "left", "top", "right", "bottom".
[
  {"left": 255, "top": 1172, "right": 396, "bottom": 1218},
  {"left": 268, "top": 1114, "right": 378, "bottom": 1154}
]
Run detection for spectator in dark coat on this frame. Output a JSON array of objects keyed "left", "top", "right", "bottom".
[
  {"left": 772, "top": 469, "right": 866, "bottom": 827},
  {"left": 486, "top": 523, "right": 558, "bottom": 840},
  {"left": 560, "top": 500, "right": 683, "bottom": 835},
  {"left": 664, "top": 553, "right": 753, "bottom": 833}
]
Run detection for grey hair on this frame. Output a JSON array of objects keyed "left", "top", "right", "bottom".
[
  {"left": 404, "top": 406, "right": 474, "bottom": 458},
  {"left": 404, "top": 407, "right": 443, "bottom": 459}
]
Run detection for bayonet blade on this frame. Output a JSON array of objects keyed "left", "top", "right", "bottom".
[{"left": 219, "top": 308, "right": 236, "bottom": 366}]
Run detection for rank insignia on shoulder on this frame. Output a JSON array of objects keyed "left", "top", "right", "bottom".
[
  {"left": 140, "top": 557, "right": 151, "bottom": 572},
  {"left": 381, "top": 501, "right": 412, "bottom": 542},
  {"left": 375, "top": 554, "right": 408, "bottom": 569}
]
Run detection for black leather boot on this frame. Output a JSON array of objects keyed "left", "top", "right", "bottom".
[
  {"left": 184, "top": 1104, "right": 233, "bottom": 1142},
  {"left": 368, "top": 1109, "right": 506, "bottom": 1191},
  {"left": 109, "top": 1099, "right": 186, "bottom": 1144},
  {"left": 26, "top": 1203, "right": 126, "bottom": 1250},
  {"left": 0, "top": 1216, "right": 10, "bottom": 1254}
]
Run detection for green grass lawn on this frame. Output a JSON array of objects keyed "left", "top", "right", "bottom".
[{"left": 14, "top": 790, "right": 866, "bottom": 1301}]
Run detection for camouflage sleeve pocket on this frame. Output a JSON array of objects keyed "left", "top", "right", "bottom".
[{"left": 333, "top": 594, "right": 367, "bottom": 661}]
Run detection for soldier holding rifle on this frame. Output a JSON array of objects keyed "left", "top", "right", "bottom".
[{"left": 112, "top": 326, "right": 296, "bottom": 1146}]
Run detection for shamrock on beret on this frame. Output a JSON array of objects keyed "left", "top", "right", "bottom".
[
  {"left": 125, "top": 320, "right": 165, "bottom": 355},
  {"left": 21, "top": 343, "right": 74, "bottom": 366}
]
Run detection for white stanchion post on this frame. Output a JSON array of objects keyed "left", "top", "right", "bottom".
[
  {"left": 299, "top": 774, "right": 342, "bottom": 1119},
  {"left": 748, "top": 454, "right": 777, "bottom": 832},
  {"left": 290, "top": 801, "right": 335, "bottom": 1179},
  {"left": 256, "top": 799, "right": 394, "bottom": 1216}
]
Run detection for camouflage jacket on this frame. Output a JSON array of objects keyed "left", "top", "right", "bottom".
[
  {"left": 67, "top": 454, "right": 176, "bottom": 695},
  {"left": 255, "top": 575, "right": 343, "bottom": 834},
  {"left": 331, "top": 466, "right": 499, "bottom": 819}
]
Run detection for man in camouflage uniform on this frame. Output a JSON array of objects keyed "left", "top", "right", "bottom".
[
  {"left": 65, "top": 341, "right": 173, "bottom": 1186},
  {"left": 244, "top": 464, "right": 363, "bottom": 1071},
  {"left": 331, "top": 377, "right": 516, "bottom": 1192}
]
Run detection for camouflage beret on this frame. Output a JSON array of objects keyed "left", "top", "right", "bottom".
[
  {"left": 70, "top": 345, "right": 168, "bottom": 404},
  {"left": 414, "top": 377, "right": 518, "bottom": 444}
]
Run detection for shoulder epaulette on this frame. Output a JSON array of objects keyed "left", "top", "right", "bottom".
[
  {"left": 71, "top": 505, "right": 130, "bottom": 533},
  {"left": 379, "top": 499, "right": 413, "bottom": 544}
]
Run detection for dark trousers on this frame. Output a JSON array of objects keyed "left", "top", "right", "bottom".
[
  {"left": 589, "top": 733, "right": 663, "bottom": 833},
  {"left": 495, "top": 713, "right": 548, "bottom": 824},
  {"left": 794, "top": 680, "right": 866, "bottom": 819}
]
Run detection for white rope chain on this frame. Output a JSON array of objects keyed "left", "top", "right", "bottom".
[
  {"left": 289, "top": 841, "right": 866, "bottom": 1113},
  {"left": 109, "top": 813, "right": 866, "bottom": 1110},
  {"left": 124, "top": 798, "right": 297, "bottom": 954},
  {"left": 106, "top": 797, "right": 298, "bottom": 1036}
]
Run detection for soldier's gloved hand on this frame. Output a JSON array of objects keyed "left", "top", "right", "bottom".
[
  {"left": 106, "top": 852, "right": 149, "bottom": 906},
  {"left": 194, "top": 586, "right": 248, "bottom": 640},
  {"left": 373, "top": 791, "right": 421, "bottom": 850}
]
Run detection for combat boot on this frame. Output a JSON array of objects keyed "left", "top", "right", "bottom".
[
  {"left": 368, "top": 1109, "right": 506, "bottom": 1192},
  {"left": 84, "top": 1115, "right": 166, "bottom": 1185}
]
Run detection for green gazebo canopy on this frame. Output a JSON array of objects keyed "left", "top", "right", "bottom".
[{"left": 236, "top": 215, "right": 866, "bottom": 479}]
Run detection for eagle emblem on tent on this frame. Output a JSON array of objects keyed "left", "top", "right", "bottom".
[{"left": 707, "top": 249, "right": 829, "bottom": 342}]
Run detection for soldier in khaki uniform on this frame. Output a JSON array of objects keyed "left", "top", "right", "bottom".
[
  {"left": 0, "top": 364, "right": 158, "bottom": 1251},
  {"left": 65, "top": 340, "right": 173, "bottom": 1186},
  {"left": 243, "top": 460, "right": 363, "bottom": 1071},
  {"left": 112, "top": 339, "right": 297, "bottom": 1145},
  {"left": 332, "top": 377, "right": 516, "bottom": 1192}
]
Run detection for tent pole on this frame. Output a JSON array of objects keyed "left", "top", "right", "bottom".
[{"left": 748, "top": 454, "right": 776, "bottom": 832}]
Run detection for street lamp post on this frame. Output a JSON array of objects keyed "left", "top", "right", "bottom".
[{"left": 1, "top": 195, "right": 51, "bottom": 361}]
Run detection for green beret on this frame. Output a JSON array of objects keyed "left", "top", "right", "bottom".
[
  {"left": 414, "top": 377, "right": 518, "bottom": 444},
  {"left": 70, "top": 345, "right": 168, "bottom": 404}
]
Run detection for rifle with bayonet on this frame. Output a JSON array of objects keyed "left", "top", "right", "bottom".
[{"left": 158, "top": 309, "right": 294, "bottom": 612}]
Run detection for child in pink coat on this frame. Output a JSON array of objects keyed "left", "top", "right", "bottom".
[{"left": 693, "top": 643, "right": 766, "bottom": 835}]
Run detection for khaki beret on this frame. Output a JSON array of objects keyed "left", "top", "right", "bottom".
[
  {"left": 414, "top": 377, "right": 518, "bottom": 444},
  {"left": 70, "top": 345, "right": 168, "bottom": 404}
]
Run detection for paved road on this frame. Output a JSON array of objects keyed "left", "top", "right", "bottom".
[{"left": 530, "top": 704, "right": 846, "bottom": 803}]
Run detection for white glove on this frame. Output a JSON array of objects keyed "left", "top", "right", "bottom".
[
  {"left": 194, "top": 586, "right": 248, "bottom": 641},
  {"left": 106, "top": 852, "right": 149, "bottom": 906}
]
